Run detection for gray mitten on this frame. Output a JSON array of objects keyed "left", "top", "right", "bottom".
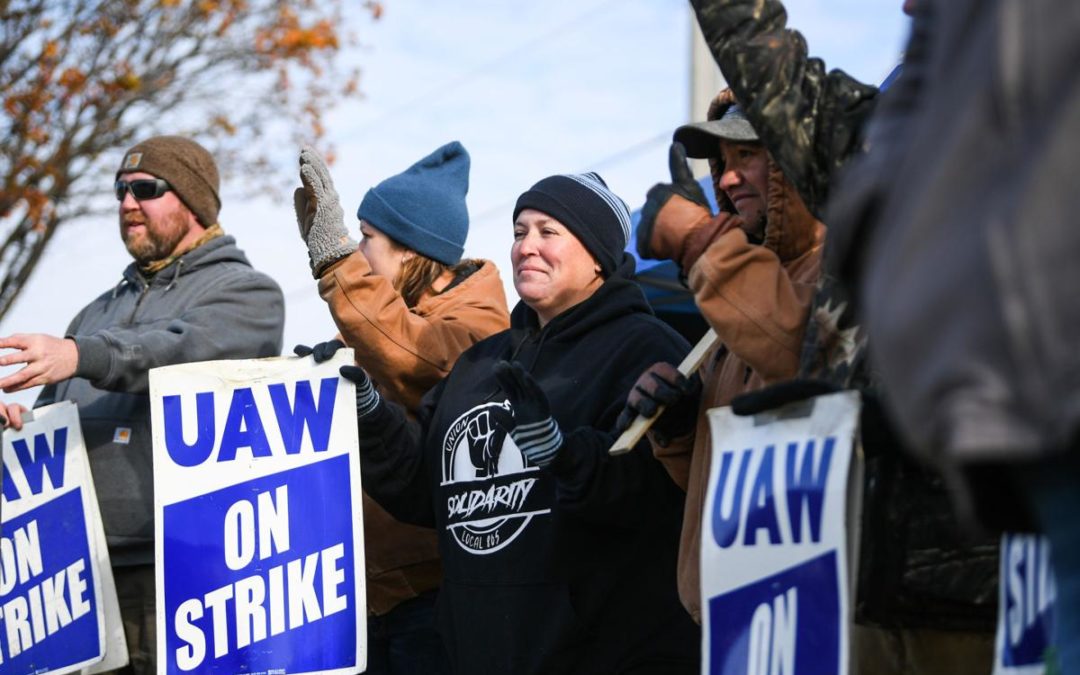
[{"left": 294, "top": 147, "right": 357, "bottom": 277}]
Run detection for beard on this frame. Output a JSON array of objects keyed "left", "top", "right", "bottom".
[{"left": 121, "top": 209, "right": 191, "bottom": 265}]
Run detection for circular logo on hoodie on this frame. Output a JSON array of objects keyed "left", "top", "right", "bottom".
[{"left": 441, "top": 401, "right": 549, "bottom": 555}]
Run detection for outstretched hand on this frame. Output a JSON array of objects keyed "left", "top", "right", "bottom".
[{"left": 0, "top": 334, "right": 78, "bottom": 393}]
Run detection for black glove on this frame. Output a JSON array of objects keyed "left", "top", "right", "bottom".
[
  {"left": 339, "top": 365, "right": 382, "bottom": 419},
  {"left": 637, "top": 142, "right": 711, "bottom": 260},
  {"left": 294, "top": 339, "right": 346, "bottom": 363},
  {"left": 493, "top": 360, "right": 563, "bottom": 468},
  {"left": 731, "top": 379, "right": 840, "bottom": 416},
  {"left": 615, "top": 362, "right": 701, "bottom": 441}
]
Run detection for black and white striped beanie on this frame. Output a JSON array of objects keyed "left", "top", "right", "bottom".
[{"left": 513, "top": 172, "right": 632, "bottom": 277}]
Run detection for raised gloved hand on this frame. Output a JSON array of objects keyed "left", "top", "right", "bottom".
[
  {"left": 294, "top": 147, "right": 357, "bottom": 278},
  {"left": 615, "top": 362, "right": 701, "bottom": 442},
  {"left": 339, "top": 365, "right": 382, "bottom": 420},
  {"left": 293, "top": 339, "right": 346, "bottom": 363},
  {"left": 493, "top": 360, "right": 563, "bottom": 469},
  {"left": 637, "top": 142, "right": 746, "bottom": 273}
]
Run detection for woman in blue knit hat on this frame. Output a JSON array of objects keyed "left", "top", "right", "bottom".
[
  {"left": 293, "top": 141, "right": 510, "bottom": 675},
  {"left": 317, "top": 170, "right": 700, "bottom": 674}
]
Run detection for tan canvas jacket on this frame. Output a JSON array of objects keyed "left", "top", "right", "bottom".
[{"left": 320, "top": 251, "right": 510, "bottom": 614}]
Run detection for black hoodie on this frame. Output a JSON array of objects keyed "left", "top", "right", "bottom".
[{"left": 358, "top": 258, "right": 699, "bottom": 674}]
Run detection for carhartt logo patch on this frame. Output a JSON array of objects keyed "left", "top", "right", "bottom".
[
  {"left": 123, "top": 152, "right": 142, "bottom": 170},
  {"left": 113, "top": 426, "right": 132, "bottom": 444}
]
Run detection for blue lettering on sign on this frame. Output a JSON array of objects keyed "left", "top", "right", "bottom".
[
  {"left": 744, "top": 446, "right": 781, "bottom": 546},
  {"left": 269, "top": 379, "right": 337, "bottom": 456},
  {"left": 711, "top": 449, "right": 752, "bottom": 548},
  {"left": 163, "top": 378, "right": 339, "bottom": 466},
  {"left": 164, "top": 392, "right": 217, "bottom": 467},
  {"left": 711, "top": 438, "right": 835, "bottom": 549},
  {"left": 218, "top": 388, "right": 272, "bottom": 462},
  {"left": 2, "top": 428, "right": 68, "bottom": 502},
  {"left": 162, "top": 454, "right": 357, "bottom": 674},
  {"left": 707, "top": 551, "right": 839, "bottom": 675},
  {"left": 747, "top": 587, "right": 797, "bottom": 675},
  {"left": 0, "top": 488, "right": 99, "bottom": 669},
  {"left": 1000, "top": 534, "right": 1056, "bottom": 667},
  {"left": 785, "top": 438, "right": 833, "bottom": 544}
]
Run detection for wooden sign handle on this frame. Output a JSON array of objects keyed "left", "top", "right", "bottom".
[{"left": 608, "top": 328, "right": 719, "bottom": 456}]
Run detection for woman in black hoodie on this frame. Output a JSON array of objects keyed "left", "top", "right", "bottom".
[{"left": 340, "top": 173, "right": 700, "bottom": 674}]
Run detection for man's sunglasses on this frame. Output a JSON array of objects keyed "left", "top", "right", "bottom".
[{"left": 115, "top": 178, "right": 171, "bottom": 202}]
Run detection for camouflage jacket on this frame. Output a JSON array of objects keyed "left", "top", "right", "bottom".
[
  {"left": 689, "top": 0, "right": 998, "bottom": 633},
  {"left": 689, "top": 0, "right": 878, "bottom": 218},
  {"left": 689, "top": 0, "right": 879, "bottom": 384}
]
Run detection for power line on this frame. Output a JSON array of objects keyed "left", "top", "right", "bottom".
[
  {"left": 339, "top": 0, "right": 623, "bottom": 142},
  {"left": 588, "top": 130, "right": 671, "bottom": 173},
  {"left": 470, "top": 129, "right": 670, "bottom": 225}
]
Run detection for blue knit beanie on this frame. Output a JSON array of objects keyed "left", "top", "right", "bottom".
[{"left": 357, "top": 141, "right": 470, "bottom": 265}]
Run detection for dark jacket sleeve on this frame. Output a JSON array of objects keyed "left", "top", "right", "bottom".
[
  {"left": 546, "top": 323, "right": 691, "bottom": 526},
  {"left": 689, "top": 0, "right": 878, "bottom": 214},
  {"left": 71, "top": 268, "right": 284, "bottom": 394},
  {"left": 549, "top": 428, "right": 678, "bottom": 527},
  {"left": 825, "top": 12, "right": 927, "bottom": 293},
  {"left": 355, "top": 378, "right": 445, "bottom": 528}
]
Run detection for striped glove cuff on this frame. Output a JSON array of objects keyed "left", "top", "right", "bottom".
[
  {"left": 510, "top": 417, "right": 563, "bottom": 468},
  {"left": 354, "top": 375, "right": 381, "bottom": 419}
]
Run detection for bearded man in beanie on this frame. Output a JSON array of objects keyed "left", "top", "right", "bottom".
[{"left": 0, "top": 135, "right": 284, "bottom": 674}]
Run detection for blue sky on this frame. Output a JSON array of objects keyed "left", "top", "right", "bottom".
[{"left": 0, "top": 1, "right": 909, "bottom": 407}]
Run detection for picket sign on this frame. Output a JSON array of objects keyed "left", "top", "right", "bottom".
[
  {"left": 150, "top": 353, "right": 366, "bottom": 675},
  {"left": 701, "top": 391, "right": 862, "bottom": 675},
  {"left": 0, "top": 401, "right": 128, "bottom": 674},
  {"left": 993, "top": 533, "right": 1056, "bottom": 674}
]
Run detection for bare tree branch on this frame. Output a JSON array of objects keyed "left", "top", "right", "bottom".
[{"left": 0, "top": 0, "right": 379, "bottom": 321}]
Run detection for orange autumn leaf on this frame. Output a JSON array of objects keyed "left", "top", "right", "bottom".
[{"left": 0, "top": 0, "right": 375, "bottom": 322}]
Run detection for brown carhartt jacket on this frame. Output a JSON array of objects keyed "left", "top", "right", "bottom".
[
  {"left": 653, "top": 90, "right": 824, "bottom": 623},
  {"left": 319, "top": 251, "right": 510, "bottom": 614}
]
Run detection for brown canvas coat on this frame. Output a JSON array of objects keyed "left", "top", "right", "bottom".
[
  {"left": 319, "top": 251, "right": 510, "bottom": 614},
  {"left": 688, "top": 0, "right": 999, "bottom": 636},
  {"left": 653, "top": 92, "right": 825, "bottom": 622}
]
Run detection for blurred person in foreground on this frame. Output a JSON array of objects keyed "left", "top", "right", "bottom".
[{"left": 825, "top": 0, "right": 1080, "bottom": 669}]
